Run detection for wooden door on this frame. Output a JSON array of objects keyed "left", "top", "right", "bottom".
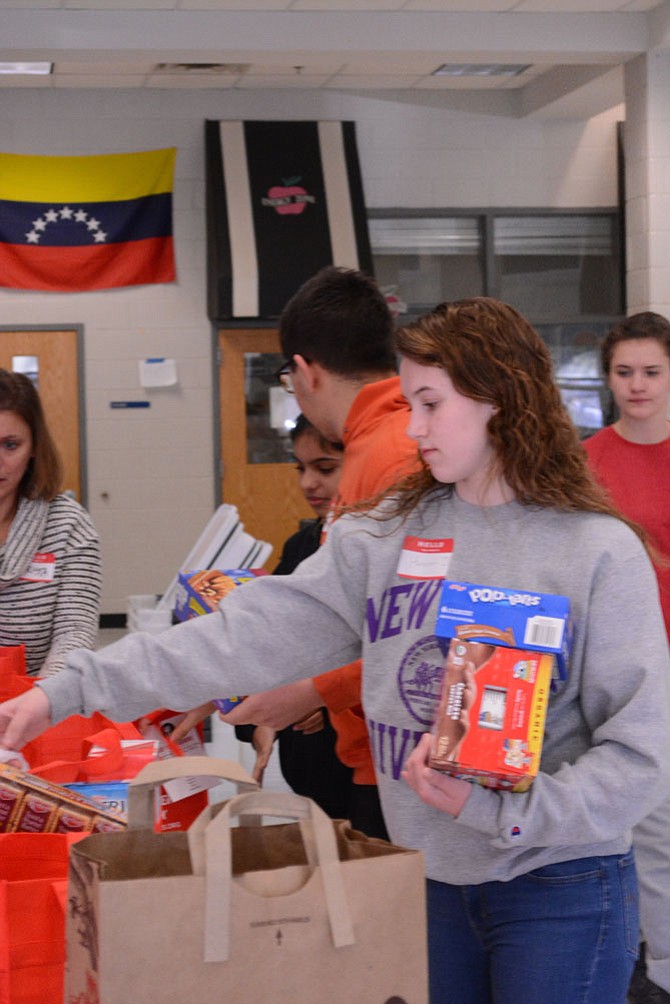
[
  {"left": 218, "top": 328, "right": 313, "bottom": 569},
  {"left": 0, "top": 328, "right": 82, "bottom": 501}
]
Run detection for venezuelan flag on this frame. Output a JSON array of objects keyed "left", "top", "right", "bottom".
[{"left": 0, "top": 148, "right": 175, "bottom": 291}]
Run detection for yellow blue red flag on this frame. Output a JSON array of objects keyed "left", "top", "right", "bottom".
[{"left": 0, "top": 148, "right": 176, "bottom": 291}]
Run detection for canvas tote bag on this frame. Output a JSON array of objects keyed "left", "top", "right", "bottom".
[{"left": 65, "top": 757, "right": 428, "bottom": 1004}]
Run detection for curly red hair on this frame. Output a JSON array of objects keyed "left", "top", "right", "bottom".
[{"left": 387, "top": 298, "right": 644, "bottom": 539}]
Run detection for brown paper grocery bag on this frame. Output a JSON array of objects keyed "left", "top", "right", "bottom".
[{"left": 65, "top": 758, "right": 427, "bottom": 1004}]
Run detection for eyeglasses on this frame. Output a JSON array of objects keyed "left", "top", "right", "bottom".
[{"left": 274, "top": 358, "right": 296, "bottom": 394}]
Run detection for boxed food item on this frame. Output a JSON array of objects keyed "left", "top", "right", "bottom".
[
  {"left": 173, "top": 568, "right": 267, "bottom": 621},
  {"left": 430, "top": 580, "right": 572, "bottom": 791},
  {"left": 435, "top": 580, "right": 572, "bottom": 679},
  {"left": 429, "top": 639, "right": 553, "bottom": 791},
  {"left": 65, "top": 780, "right": 129, "bottom": 818},
  {"left": 0, "top": 762, "right": 127, "bottom": 833}
]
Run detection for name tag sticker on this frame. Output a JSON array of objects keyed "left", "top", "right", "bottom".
[
  {"left": 397, "top": 536, "right": 454, "bottom": 580},
  {"left": 20, "top": 552, "right": 56, "bottom": 582}
]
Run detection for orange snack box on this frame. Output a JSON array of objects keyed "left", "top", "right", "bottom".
[{"left": 429, "top": 638, "right": 553, "bottom": 792}]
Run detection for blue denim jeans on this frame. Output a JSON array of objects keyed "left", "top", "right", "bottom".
[{"left": 427, "top": 851, "right": 638, "bottom": 1004}]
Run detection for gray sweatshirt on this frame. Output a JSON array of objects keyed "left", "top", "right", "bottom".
[{"left": 41, "top": 492, "right": 670, "bottom": 885}]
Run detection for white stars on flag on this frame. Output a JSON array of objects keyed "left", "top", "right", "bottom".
[{"left": 25, "top": 206, "right": 108, "bottom": 244}]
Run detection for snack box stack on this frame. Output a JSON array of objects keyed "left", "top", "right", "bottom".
[
  {"left": 0, "top": 763, "right": 127, "bottom": 834},
  {"left": 430, "top": 581, "right": 572, "bottom": 792},
  {"left": 173, "top": 568, "right": 267, "bottom": 622}
]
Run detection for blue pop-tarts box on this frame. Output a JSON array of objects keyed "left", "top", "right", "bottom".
[{"left": 435, "top": 580, "right": 572, "bottom": 680}]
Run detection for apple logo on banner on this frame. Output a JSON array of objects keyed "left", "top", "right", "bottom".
[{"left": 261, "top": 176, "right": 316, "bottom": 215}]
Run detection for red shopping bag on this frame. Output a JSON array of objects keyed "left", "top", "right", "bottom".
[
  {"left": 138, "top": 709, "right": 209, "bottom": 832},
  {"left": 0, "top": 647, "right": 30, "bottom": 703},
  {"left": 0, "top": 646, "right": 26, "bottom": 677},
  {"left": 29, "top": 727, "right": 156, "bottom": 785},
  {"left": 0, "top": 645, "right": 142, "bottom": 771},
  {"left": 0, "top": 831, "right": 86, "bottom": 1004}
]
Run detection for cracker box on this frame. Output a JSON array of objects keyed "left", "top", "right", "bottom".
[
  {"left": 173, "top": 568, "right": 267, "bottom": 621},
  {"left": 0, "top": 763, "right": 127, "bottom": 833},
  {"left": 435, "top": 580, "right": 572, "bottom": 679},
  {"left": 429, "top": 639, "right": 553, "bottom": 791}
]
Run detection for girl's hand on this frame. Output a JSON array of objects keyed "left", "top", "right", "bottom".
[
  {"left": 0, "top": 687, "right": 52, "bottom": 752},
  {"left": 402, "top": 733, "right": 472, "bottom": 817}
]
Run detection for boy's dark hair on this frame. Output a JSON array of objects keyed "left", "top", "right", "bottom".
[
  {"left": 600, "top": 311, "right": 670, "bottom": 375},
  {"left": 291, "top": 413, "right": 344, "bottom": 454},
  {"left": 279, "top": 266, "right": 397, "bottom": 379}
]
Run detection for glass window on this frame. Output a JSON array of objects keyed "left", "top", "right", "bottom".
[
  {"left": 369, "top": 215, "right": 484, "bottom": 317},
  {"left": 244, "top": 352, "right": 301, "bottom": 464},
  {"left": 493, "top": 214, "right": 622, "bottom": 320}
]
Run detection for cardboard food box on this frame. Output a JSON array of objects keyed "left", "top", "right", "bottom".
[
  {"left": 65, "top": 780, "right": 129, "bottom": 819},
  {"left": 430, "top": 639, "right": 553, "bottom": 791},
  {"left": 0, "top": 763, "right": 127, "bottom": 833},
  {"left": 430, "top": 580, "right": 572, "bottom": 791},
  {"left": 173, "top": 568, "right": 267, "bottom": 621},
  {"left": 435, "top": 580, "right": 572, "bottom": 680}
]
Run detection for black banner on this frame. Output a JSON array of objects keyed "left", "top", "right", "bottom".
[{"left": 206, "top": 119, "right": 373, "bottom": 321}]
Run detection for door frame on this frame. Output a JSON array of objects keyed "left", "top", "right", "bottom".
[{"left": 0, "top": 323, "right": 88, "bottom": 507}]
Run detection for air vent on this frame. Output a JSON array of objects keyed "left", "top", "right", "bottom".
[
  {"left": 154, "top": 63, "right": 250, "bottom": 75},
  {"left": 432, "top": 63, "right": 531, "bottom": 78}
]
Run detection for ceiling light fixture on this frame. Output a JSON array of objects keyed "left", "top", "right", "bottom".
[
  {"left": 0, "top": 62, "right": 53, "bottom": 75},
  {"left": 432, "top": 63, "right": 530, "bottom": 77}
]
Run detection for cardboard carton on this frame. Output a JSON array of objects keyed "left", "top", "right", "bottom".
[
  {"left": 429, "top": 639, "right": 553, "bottom": 791},
  {"left": 430, "top": 580, "right": 572, "bottom": 790},
  {"left": 173, "top": 568, "right": 267, "bottom": 621},
  {"left": 435, "top": 580, "right": 572, "bottom": 679}
]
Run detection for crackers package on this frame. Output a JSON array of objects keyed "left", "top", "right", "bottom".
[{"left": 0, "top": 762, "right": 126, "bottom": 833}]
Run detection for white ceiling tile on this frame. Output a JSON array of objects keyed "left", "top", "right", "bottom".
[
  {"left": 53, "top": 73, "right": 148, "bottom": 86},
  {"left": 401, "top": 1, "right": 517, "bottom": 9},
  {"left": 176, "top": 0, "right": 291, "bottom": 8},
  {"left": 236, "top": 72, "right": 332, "bottom": 86},
  {"left": 145, "top": 72, "right": 239, "bottom": 86},
  {"left": 64, "top": 0, "right": 175, "bottom": 7},
  {"left": 325, "top": 73, "right": 425, "bottom": 87},
  {"left": 290, "top": 0, "right": 404, "bottom": 9}
]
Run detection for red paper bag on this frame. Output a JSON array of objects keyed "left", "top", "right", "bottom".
[
  {"left": 138, "top": 710, "right": 209, "bottom": 832},
  {"left": 0, "top": 832, "right": 85, "bottom": 1004}
]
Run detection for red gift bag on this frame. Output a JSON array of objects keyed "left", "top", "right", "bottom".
[
  {"left": 0, "top": 832, "right": 86, "bottom": 1004},
  {"left": 138, "top": 709, "right": 209, "bottom": 832},
  {"left": 0, "top": 648, "right": 142, "bottom": 773}
]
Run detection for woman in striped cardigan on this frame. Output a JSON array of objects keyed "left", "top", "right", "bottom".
[{"left": 0, "top": 369, "right": 101, "bottom": 677}]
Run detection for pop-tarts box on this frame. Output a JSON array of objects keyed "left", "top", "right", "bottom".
[
  {"left": 430, "top": 639, "right": 553, "bottom": 791},
  {"left": 173, "top": 568, "right": 266, "bottom": 621},
  {"left": 435, "top": 580, "right": 572, "bottom": 680}
]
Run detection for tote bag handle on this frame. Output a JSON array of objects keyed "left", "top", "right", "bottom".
[
  {"left": 202, "top": 790, "right": 355, "bottom": 963},
  {"left": 128, "top": 755, "right": 257, "bottom": 830}
]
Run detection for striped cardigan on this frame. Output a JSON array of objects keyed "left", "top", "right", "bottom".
[{"left": 0, "top": 494, "right": 101, "bottom": 677}]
